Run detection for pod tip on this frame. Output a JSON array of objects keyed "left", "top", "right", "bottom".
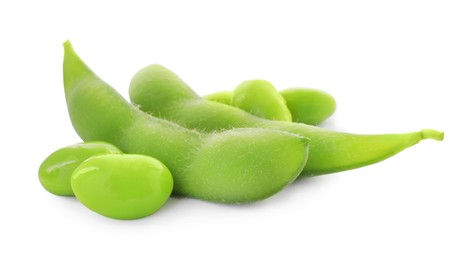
[
  {"left": 421, "top": 129, "right": 444, "bottom": 141},
  {"left": 63, "top": 39, "right": 72, "bottom": 49}
]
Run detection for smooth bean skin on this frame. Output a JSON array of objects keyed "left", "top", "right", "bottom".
[
  {"left": 205, "top": 86, "right": 337, "bottom": 125},
  {"left": 62, "top": 41, "right": 309, "bottom": 203},
  {"left": 38, "top": 142, "right": 122, "bottom": 196},
  {"left": 280, "top": 88, "right": 336, "bottom": 125},
  {"left": 204, "top": 91, "right": 232, "bottom": 105},
  {"left": 129, "top": 64, "right": 444, "bottom": 177},
  {"left": 232, "top": 80, "right": 292, "bottom": 121},
  {"left": 71, "top": 154, "right": 173, "bottom": 220}
]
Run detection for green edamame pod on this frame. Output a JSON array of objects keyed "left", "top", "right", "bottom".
[
  {"left": 280, "top": 87, "right": 336, "bottom": 125},
  {"left": 129, "top": 64, "right": 444, "bottom": 177},
  {"left": 204, "top": 91, "right": 232, "bottom": 105},
  {"left": 62, "top": 41, "right": 309, "bottom": 204},
  {"left": 232, "top": 80, "right": 292, "bottom": 122},
  {"left": 38, "top": 141, "right": 122, "bottom": 196}
]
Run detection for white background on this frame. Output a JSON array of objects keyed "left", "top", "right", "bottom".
[{"left": 1, "top": 0, "right": 475, "bottom": 259}]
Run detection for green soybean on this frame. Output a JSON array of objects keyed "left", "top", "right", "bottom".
[
  {"left": 71, "top": 154, "right": 173, "bottom": 220},
  {"left": 232, "top": 80, "right": 292, "bottom": 121},
  {"left": 129, "top": 64, "right": 444, "bottom": 177},
  {"left": 280, "top": 87, "right": 336, "bottom": 125},
  {"left": 204, "top": 91, "right": 232, "bottom": 105},
  {"left": 38, "top": 141, "right": 122, "bottom": 196},
  {"left": 205, "top": 86, "right": 337, "bottom": 125},
  {"left": 62, "top": 41, "right": 309, "bottom": 204}
]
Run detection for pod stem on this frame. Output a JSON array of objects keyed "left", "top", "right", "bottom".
[{"left": 420, "top": 129, "right": 444, "bottom": 141}]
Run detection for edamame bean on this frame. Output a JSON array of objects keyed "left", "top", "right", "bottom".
[
  {"left": 205, "top": 86, "right": 337, "bottom": 125},
  {"left": 232, "top": 80, "right": 292, "bottom": 121},
  {"left": 280, "top": 87, "right": 336, "bottom": 125},
  {"left": 38, "top": 141, "right": 122, "bottom": 196},
  {"left": 62, "top": 41, "right": 309, "bottom": 203},
  {"left": 71, "top": 154, "right": 173, "bottom": 220},
  {"left": 204, "top": 91, "right": 232, "bottom": 105},
  {"left": 129, "top": 64, "right": 444, "bottom": 177}
]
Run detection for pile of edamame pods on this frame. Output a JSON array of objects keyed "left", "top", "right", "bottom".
[{"left": 39, "top": 41, "right": 444, "bottom": 220}]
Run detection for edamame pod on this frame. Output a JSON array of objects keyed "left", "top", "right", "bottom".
[
  {"left": 62, "top": 41, "right": 309, "bottom": 203},
  {"left": 129, "top": 64, "right": 444, "bottom": 177}
]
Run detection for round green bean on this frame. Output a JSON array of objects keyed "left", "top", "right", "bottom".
[
  {"left": 232, "top": 80, "right": 292, "bottom": 121},
  {"left": 204, "top": 91, "right": 232, "bottom": 105},
  {"left": 280, "top": 87, "right": 336, "bottom": 125},
  {"left": 205, "top": 86, "right": 337, "bottom": 125},
  {"left": 38, "top": 141, "right": 122, "bottom": 196},
  {"left": 71, "top": 154, "right": 173, "bottom": 220}
]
